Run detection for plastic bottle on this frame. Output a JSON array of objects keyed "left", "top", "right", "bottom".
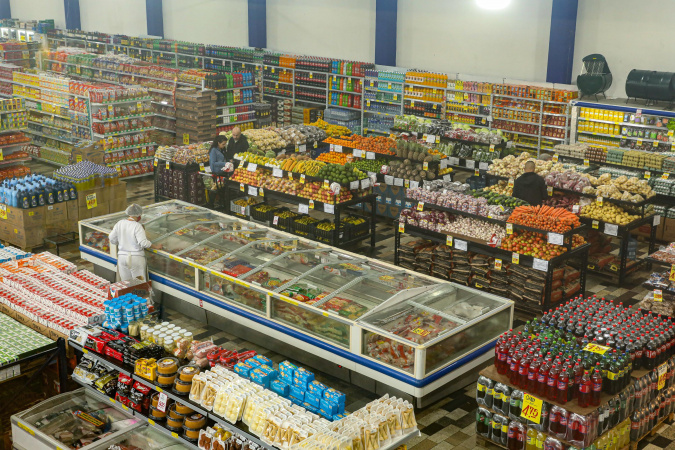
[
  {"left": 591, "top": 363, "right": 603, "bottom": 406},
  {"left": 578, "top": 369, "right": 591, "bottom": 408}
]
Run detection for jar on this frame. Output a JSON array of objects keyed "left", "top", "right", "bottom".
[
  {"left": 157, "top": 333, "right": 166, "bottom": 346},
  {"left": 161, "top": 321, "right": 170, "bottom": 327},
  {"left": 166, "top": 324, "right": 176, "bottom": 332},
  {"left": 164, "top": 336, "right": 176, "bottom": 353},
  {"left": 152, "top": 330, "right": 161, "bottom": 344},
  {"left": 182, "top": 332, "right": 193, "bottom": 344},
  {"left": 140, "top": 325, "right": 149, "bottom": 341},
  {"left": 128, "top": 321, "right": 140, "bottom": 337}
]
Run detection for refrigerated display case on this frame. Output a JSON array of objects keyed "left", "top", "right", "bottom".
[
  {"left": 11, "top": 388, "right": 141, "bottom": 450},
  {"left": 79, "top": 200, "right": 514, "bottom": 405},
  {"left": 86, "top": 425, "right": 191, "bottom": 450}
]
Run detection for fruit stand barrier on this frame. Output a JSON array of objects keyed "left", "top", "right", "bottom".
[{"left": 394, "top": 221, "right": 590, "bottom": 314}]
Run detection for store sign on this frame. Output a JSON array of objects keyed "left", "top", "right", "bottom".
[
  {"left": 583, "top": 343, "right": 610, "bottom": 354},
  {"left": 86, "top": 193, "right": 97, "bottom": 209},
  {"left": 521, "top": 393, "right": 542, "bottom": 424}
]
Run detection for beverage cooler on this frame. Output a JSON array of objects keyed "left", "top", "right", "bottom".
[{"left": 78, "top": 200, "right": 514, "bottom": 406}]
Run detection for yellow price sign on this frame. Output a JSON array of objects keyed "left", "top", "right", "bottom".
[
  {"left": 165, "top": 161, "right": 170, "bottom": 170},
  {"left": 411, "top": 327, "right": 431, "bottom": 337},
  {"left": 153, "top": 158, "right": 158, "bottom": 167},
  {"left": 446, "top": 235, "right": 453, "bottom": 247},
  {"left": 663, "top": 173, "right": 670, "bottom": 180},
  {"left": 592, "top": 220, "right": 599, "bottom": 229},
  {"left": 547, "top": 186, "right": 553, "bottom": 197},
  {"left": 520, "top": 393, "right": 543, "bottom": 424},
  {"left": 494, "top": 259, "right": 502, "bottom": 271},
  {"left": 583, "top": 159, "right": 590, "bottom": 167},
  {"left": 308, "top": 199, "right": 314, "bottom": 209},
  {"left": 512, "top": 252, "right": 520, "bottom": 265},
  {"left": 0, "top": 205, "right": 7, "bottom": 220},
  {"left": 637, "top": 139, "right": 643, "bottom": 146},
  {"left": 300, "top": 174, "right": 306, "bottom": 184},
  {"left": 76, "top": 155, "right": 82, "bottom": 163},
  {"left": 552, "top": 154, "right": 559, "bottom": 162},
  {"left": 506, "top": 223, "right": 513, "bottom": 235},
  {"left": 398, "top": 222, "right": 405, "bottom": 233},
  {"left": 474, "top": 168, "right": 479, "bottom": 176},
  {"left": 583, "top": 343, "right": 610, "bottom": 354},
  {"left": 597, "top": 196, "right": 603, "bottom": 206},
  {"left": 645, "top": 171, "right": 651, "bottom": 179},
  {"left": 670, "top": 264, "right": 675, "bottom": 282},
  {"left": 86, "top": 193, "right": 97, "bottom": 209},
  {"left": 183, "top": 133, "right": 189, "bottom": 145},
  {"left": 653, "top": 140, "right": 659, "bottom": 148},
  {"left": 0, "top": 149, "right": 4, "bottom": 162},
  {"left": 417, "top": 202, "right": 424, "bottom": 212},
  {"left": 658, "top": 363, "right": 668, "bottom": 390},
  {"left": 507, "top": 178, "right": 514, "bottom": 188},
  {"left": 654, "top": 289, "right": 663, "bottom": 302},
  {"left": 489, "top": 144, "right": 495, "bottom": 152},
  {"left": 423, "top": 161, "right": 429, "bottom": 170}
]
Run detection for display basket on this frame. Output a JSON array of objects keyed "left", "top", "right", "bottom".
[
  {"left": 250, "top": 203, "right": 285, "bottom": 223},
  {"left": 270, "top": 208, "right": 297, "bottom": 231},
  {"left": 311, "top": 220, "right": 346, "bottom": 244},
  {"left": 229, "top": 197, "right": 261, "bottom": 218},
  {"left": 291, "top": 215, "right": 319, "bottom": 237}
]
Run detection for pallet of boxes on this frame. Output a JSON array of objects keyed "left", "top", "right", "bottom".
[
  {"left": 175, "top": 87, "right": 217, "bottom": 145},
  {"left": 75, "top": 180, "right": 127, "bottom": 224}
]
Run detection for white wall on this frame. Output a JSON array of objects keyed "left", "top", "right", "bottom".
[
  {"left": 79, "top": 0, "right": 147, "bottom": 36},
  {"left": 163, "top": 0, "right": 248, "bottom": 47},
  {"left": 397, "top": 0, "right": 552, "bottom": 83},
  {"left": 267, "top": 0, "right": 376, "bottom": 62},
  {"left": 574, "top": 0, "right": 675, "bottom": 99},
  {"left": 9, "top": 0, "right": 66, "bottom": 29}
]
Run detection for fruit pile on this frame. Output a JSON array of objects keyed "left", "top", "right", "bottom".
[
  {"left": 309, "top": 119, "right": 351, "bottom": 137},
  {"left": 276, "top": 155, "right": 325, "bottom": 176},
  {"left": 233, "top": 197, "right": 257, "bottom": 207},
  {"left": 351, "top": 158, "right": 387, "bottom": 173},
  {"left": 499, "top": 231, "right": 569, "bottom": 260},
  {"left": 508, "top": 205, "right": 581, "bottom": 233},
  {"left": 323, "top": 135, "right": 396, "bottom": 155},
  {"left": 471, "top": 190, "right": 528, "bottom": 208},
  {"left": 315, "top": 163, "right": 367, "bottom": 184},
  {"left": 580, "top": 201, "right": 641, "bottom": 225},
  {"left": 316, "top": 152, "right": 351, "bottom": 165}
]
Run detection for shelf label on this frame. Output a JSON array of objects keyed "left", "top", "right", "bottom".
[
  {"left": 239, "top": 183, "right": 245, "bottom": 192},
  {"left": 532, "top": 258, "right": 548, "bottom": 272},
  {"left": 583, "top": 159, "right": 590, "bottom": 167},
  {"left": 300, "top": 174, "right": 305, "bottom": 184},
  {"left": 572, "top": 204, "right": 580, "bottom": 214},
  {"left": 474, "top": 168, "right": 479, "bottom": 176},
  {"left": 489, "top": 144, "right": 495, "bottom": 152},
  {"left": 494, "top": 259, "right": 502, "bottom": 271},
  {"left": 670, "top": 265, "right": 675, "bottom": 282},
  {"left": 394, "top": 178, "right": 403, "bottom": 187},
  {"left": 86, "top": 193, "right": 97, "bottom": 209},
  {"left": 479, "top": 162, "right": 490, "bottom": 171},
  {"left": 248, "top": 186, "right": 258, "bottom": 196},
  {"left": 552, "top": 154, "right": 559, "bottom": 162},
  {"left": 157, "top": 392, "right": 168, "bottom": 412},
  {"left": 597, "top": 196, "right": 603, "bottom": 206},
  {"left": 273, "top": 216, "right": 279, "bottom": 225},
  {"left": 465, "top": 159, "right": 475, "bottom": 169},
  {"left": 309, "top": 199, "right": 314, "bottom": 209},
  {"left": 583, "top": 343, "right": 610, "bottom": 354},
  {"left": 273, "top": 168, "right": 283, "bottom": 178},
  {"left": 384, "top": 175, "right": 393, "bottom": 185},
  {"left": 655, "top": 215, "right": 661, "bottom": 226},
  {"left": 350, "top": 180, "right": 360, "bottom": 190},
  {"left": 361, "top": 178, "right": 371, "bottom": 189},
  {"left": 324, "top": 204, "right": 334, "bottom": 214},
  {"left": 454, "top": 239, "right": 468, "bottom": 251},
  {"left": 663, "top": 173, "right": 670, "bottom": 180},
  {"left": 637, "top": 139, "right": 643, "bottom": 146},
  {"left": 592, "top": 220, "right": 599, "bottom": 229},
  {"left": 298, "top": 144, "right": 306, "bottom": 153},
  {"left": 548, "top": 233, "right": 563, "bottom": 246},
  {"left": 521, "top": 393, "right": 542, "bottom": 424},
  {"left": 426, "top": 134, "right": 435, "bottom": 144},
  {"left": 423, "top": 161, "right": 429, "bottom": 171},
  {"left": 604, "top": 223, "right": 618, "bottom": 236},
  {"left": 259, "top": 188, "right": 264, "bottom": 197},
  {"left": 183, "top": 133, "right": 189, "bottom": 145},
  {"left": 416, "top": 202, "right": 424, "bottom": 212},
  {"left": 508, "top": 178, "right": 514, "bottom": 188},
  {"left": 298, "top": 203, "right": 309, "bottom": 214},
  {"left": 645, "top": 171, "right": 651, "bottom": 179},
  {"left": 658, "top": 363, "right": 668, "bottom": 390},
  {"left": 353, "top": 149, "right": 363, "bottom": 157},
  {"left": 247, "top": 163, "right": 257, "bottom": 172},
  {"left": 654, "top": 289, "right": 663, "bottom": 302},
  {"left": 333, "top": 145, "right": 342, "bottom": 153},
  {"left": 446, "top": 235, "right": 453, "bottom": 247},
  {"left": 366, "top": 151, "right": 375, "bottom": 160},
  {"left": 398, "top": 222, "right": 405, "bottom": 233},
  {"left": 512, "top": 253, "right": 520, "bottom": 264},
  {"left": 0, "top": 205, "right": 7, "bottom": 221},
  {"left": 409, "top": 180, "right": 419, "bottom": 189},
  {"left": 506, "top": 223, "right": 513, "bottom": 235},
  {"left": 653, "top": 140, "right": 660, "bottom": 148},
  {"left": 449, "top": 157, "right": 460, "bottom": 166}
]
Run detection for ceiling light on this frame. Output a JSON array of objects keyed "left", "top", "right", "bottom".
[{"left": 476, "top": 0, "right": 511, "bottom": 10}]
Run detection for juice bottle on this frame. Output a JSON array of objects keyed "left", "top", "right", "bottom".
[
  {"left": 525, "top": 427, "right": 537, "bottom": 450},
  {"left": 578, "top": 370, "right": 591, "bottom": 408}
]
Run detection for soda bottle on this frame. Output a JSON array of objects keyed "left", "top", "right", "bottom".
[
  {"left": 525, "top": 427, "right": 537, "bottom": 450},
  {"left": 538, "top": 354, "right": 552, "bottom": 397},
  {"left": 547, "top": 406, "right": 560, "bottom": 437},
  {"left": 507, "top": 421, "right": 526, "bottom": 450},
  {"left": 573, "top": 361, "right": 583, "bottom": 399},
  {"left": 528, "top": 356, "right": 542, "bottom": 393},
  {"left": 519, "top": 350, "right": 533, "bottom": 388},
  {"left": 547, "top": 364, "right": 560, "bottom": 401},
  {"left": 607, "top": 357, "right": 619, "bottom": 395},
  {"left": 644, "top": 335, "right": 657, "bottom": 370},
  {"left": 509, "top": 390, "right": 523, "bottom": 419},
  {"left": 491, "top": 415, "right": 504, "bottom": 444},
  {"left": 535, "top": 431, "right": 545, "bottom": 449},
  {"left": 493, "top": 384, "right": 510, "bottom": 415},
  {"left": 556, "top": 366, "right": 569, "bottom": 404},
  {"left": 542, "top": 437, "right": 563, "bottom": 450},
  {"left": 578, "top": 370, "right": 591, "bottom": 407},
  {"left": 476, "top": 407, "right": 490, "bottom": 437},
  {"left": 591, "top": 363, "right": 603, "bottom": 406}
]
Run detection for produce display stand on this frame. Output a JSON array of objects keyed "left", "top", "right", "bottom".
[
  {"left": 222, "top": 178, "right": 378, "bottom": 248},
  {"left": 78, "top": 200, "right": 514, "bottom": 407},
  {"left": 67, "top": 340, "right": 423, "bottom": 450},
  {"left": 394, "top": 220, "right": 590, "bottom": 314}
]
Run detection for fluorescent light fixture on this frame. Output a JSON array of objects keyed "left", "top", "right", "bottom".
[{"left": 476, "top": 0, "right": 511, "bottom": 10}]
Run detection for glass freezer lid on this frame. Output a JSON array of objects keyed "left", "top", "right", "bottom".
[
  {"left": 88, "top": 201, "right": 214, "bottom": 232},
  {"left": 151, "top": 219, "right": 253, "bottom": 247},
  {"left": 240, "top": 249, "right": 336, "bottom": 291},
  {"left": 175, "top": 229, "right": 288, "bottom": 266},
  {"left": 207, "top": 238, "right": 318, "bottom": 279},
  {"left": 90, "top": 425, "right": 188, "bottom": 450}
]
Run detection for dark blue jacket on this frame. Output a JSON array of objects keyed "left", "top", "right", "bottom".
[{"left": 209, "top": 146, "right": 226, "bottom": 175}]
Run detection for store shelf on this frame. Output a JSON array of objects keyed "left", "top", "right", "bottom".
[
  {"left": 0, "top": 157, "right": 32, "bottom": 166},
  {"left": 364, "top": 98, "right": 401, "bottom": 106},
  {"left": 541, "top": 136, "right": 566, "bottom": 141},
  {"left": 326, "top": 104, "right": 361, "bottom": 112},
  {"left": 153, "top": 126, "right": 176, "bottom": 133},
  {"left": 147, "top": 87, "right": 174, "bottom": 95},
  {"left": 26, "top": 120, "right": 70, "bottom": 133},
  {"left": 492, "top": 105, "right": 541, "bottom": 113},
  {"left": 11, "top": 80, "right": 89, "bottom": 99},
  {"left": 0, "top": 140, "right": 30, "bottom": 149},
  {"left": 211, "top": 85, "right": 256, "bottom": 92},
  {"left": 364, "top": 110, "right": 397, "bottom": 116},
  {"left": 153, "top": 112, "right": 176, "bottom": 120},
  {"left": 329, "top": 73, "right": 365, "bottom": 79},
  {"left": 403, "top": 97, "right": 444, "bottom": 105},
  {"left": 220, "top": 119, "right": 256, "bottom": 126},
  {"left": 93, "top": 127, "right": 154, "bottom": 138},
  {"left": 91, "top": 96, "right": 153, "bottom": 106},
  {"left": 262, "top": 93, "right": 292, "bottom": 100},
  {"left": 404, "top": 82, "right": 444, "bottom": 89},
  {"left": 544, "top": 112, "right": 569, "bottom": 117},
  {"left": 294, "top": 98, "right": 327, "bottom": 106},
  {"left": 104, "top": 142, "right": 157, "bottom": 153},
  {"left": 92, "top": 112, "right": 152, "bottom": 123},
  {"left": 29, "top": 155, "right": 67, "bottom": 166},
  {"left": 107, "top": 156, "right": 155, "bottom": 166},
  {"left": 25, "top": 129, "right": 76, "bottom": 143},
  {"left": 120, "top": 172, "right": 154, "bottom": 179},
  {"left": 491, "top": 117, "right": 538, "bottom": 126},
  {"left": 447, "top": 99, "right": 491, "bottom": 107},
  {"left": 542, "top": 124, "right": 569, "bottom": 130},
  {"left": 329, "top": 88, "right": 363, "bottom": 96},
  {"left": 135, "top": 411, "right": 201, "bottom": 450},
  {"left": 496, "top": 129, "right": 540, "bottom": 138},
  {"left": 14, "top": 94, "right": 70, "bottom": 110},
  {"left": 493, "top": 94, "right": 543, "bottom": 102},
  {"left": 446, "top": 88, "right": 491, "bottom": 95},
  {"left": 445, "top": 110, "right": 488, "bottom": 118}
]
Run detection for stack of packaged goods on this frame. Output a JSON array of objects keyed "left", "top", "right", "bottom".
[
  {"left": 154, "top": 142, "right": 210, "bottom": 205},
  {"left": 478, "top": 295, "right": 675, "bottom": 449},
  {"left": 175, "top": 87, "right": 217, "bottom": 145}
]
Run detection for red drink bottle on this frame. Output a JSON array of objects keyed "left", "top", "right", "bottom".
[
  {"left": 578, "top": 370, "right": 591, "bottom": 408},
  {"left": 591, "top": 363, "right": 602, "bottom": 407},
  {"left": 547, "top": 364, "right": 560, "bottom": 401}
]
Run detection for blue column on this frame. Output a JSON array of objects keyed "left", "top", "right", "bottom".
[
  {"left": 146, "top": 0, "right": 164, "bottom": 37},
  {"left": 375, "top": 0, "right": 397, "bottom": 66},
  {"left": 546, "top": 0, "right": 578, "bottom": 84},
  {"left": 64, "top": 0, "right": 81, "bottom": 30},
  {"left": 248, "top": 0, "right": 266, "bottom": 49},
  {"left": 0, "top": 0, "right": 10, "bottom": 20}
]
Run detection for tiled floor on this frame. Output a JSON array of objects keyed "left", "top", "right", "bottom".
[{"left": 30, "top": 161, "right": 675, "bottom": 449}]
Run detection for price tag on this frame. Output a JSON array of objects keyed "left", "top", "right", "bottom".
[
  {"left": 417, "top": 202, "right": 424, "bottom": 212},
  {"left": 597, "top": 196, "right": 603, "bottom": 206},
  {"left": 670, "top": 265, "right": 675, "bottom": 282},
  {"left": 454, "top": 239, "right": 468, "bottom": 251},
  {"left": 409, "top": 180, "right": 419, "bottom": 189},
  {"left": 637, "top": 139, "right": 643, "bottom": 146},
  {"left": 508, "top": 178, "right": 514, "bottom": 188},
  {"left": 248, "top": 186, "right": 258, "bottom": 196},
  {"left": 247, "top": 163, "right": 257, "bottom": 172},
  {"left": 552, "top": 154, "right": 559, "bottom": 162},
  {"left": 573, "top": 204, "right": 580, "bottom": 213},
  {"left": 350, "top": 180, "right": 360, "bottom": 190},
  {"left": 295, "top": 144, "right": 299, "bottom": 153},
  {"left": 645, "top": 171, "right": 651, "bottom": 179},
  {"left": 466, "top": 159, "right": 475, "bottom": 169},
  {"left": 361, "top": 178, "right": 371, "bottom": 189},
  {"left": 299, "top": 144, "right": 306, "bottom": 153},
  {"left": 239, "top": 183, "right": 245, "bottom": 192},
  {"left": 353, "top": 149, "right": 363, "bottom": 157},
  {"left": 583, "top": 343, "right": 610, "bottom": 354},
  {"left": 655, "top": 215, "right": 661, "bottom": 226},
  {"left": 300, "top": 174, "right": 306, "bottom": 184},
  {"left": 182, "top": 133, "right": 189, "bottom": 144},
  {"left": 259, "top": 188, "right": 264, "bottom": 197},
  {"left": 604, "top": 223, "right": 618, "bottom": 236},
  {"left": 366, "top": 152, "right": 375, "bottom": 160},
  {"left": 658, "top": 363, "right": 668, "bottom": 390},
  {"left": 273, "top": 216, "right": 279, "bottom": 225},
  {"left": 489, "top": 144, "right": 495, "bottom": 152},
  {"left": 446, "top": 235, "right": 453, "bottom": 246},
  {"left": 663, "top": 173, "right": 670, "bottom": 179},
  {"left": 324, "top": 204, "right": 334, "bottom": 214},
  {"left": 506, "top": 223, "right": 513, "bottom": 235},
  {"left": 512, "top": 253, "right": 520, "bottom": 264},
  {"left": 314, "top": 141, "right": 318, "bottom": 148},
  {"left": 0, "top": 205, "right": 7, "bottom": 220},
  {"left": 592, "top": 220, "right": 599, "bottom": 229},
  {"left": 384, "top": 175, "right": 394, "bottom": 185},
  {"left": 521, "top": 393, "right": 543, "bottom": 424},
  {"left": 156, "top": 392, "right": 168, "bottom": 412},
  {"left": 394, "top": 178, "right": 403, "bottom": 187},
  {"left": 426, "top": 134, "right": 435, "bottom": 144},
  {"left": 423, "top": 161, "right": 429, "bottom": 171},
  {"left": 398, "top": 222, "right": 405, "bottom": 233},
  {"left": 166, "top": 161, "right": 170, "bottom": 170},
  {"left": 273, "top": 168, "right": 283, "bottom": 177},
  {"left": 86, "top": 193, "right": 97, "bottom": 209},
  {"left": 479, "top": 162, "right": 489, "bottom": 171},
  {"left": 548, "top": 233, "right": 563, "bottom": 246},
  {"left": 532, "top": 258, "right": 549, "bottom": 272},
  {"left": 583, "top": 159, "right": 590, "bottom": 167},
  {"left": 637, "top": 109, "right": 643, "bottom": 117},
  {"left": 308, "top": 200, "right": 315, "bottom": 209},
  {"left": 298, "top": 203, "right": 309, "bottom": 214},
  {"left": 654, "top": 289, "right": 663, "bottom": 302},
  {"left": 334, "top": 145, "right": 342, "bottom": 153},
  {"left": 654, "top": 140, "right": 660, "bottom": 148},
  {"left": 474, "top": 168, "right": 479, "bottom": 176},
  {"left": 494, "top": 259, "right": 502, "bottom": 271}
]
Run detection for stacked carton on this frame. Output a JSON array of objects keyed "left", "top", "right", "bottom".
[
  {"left": 175, "top": 87, "right": 217, "bottom": 145},
  {"left": 76, "top": 181, "right": 127, "bottom": 223}
]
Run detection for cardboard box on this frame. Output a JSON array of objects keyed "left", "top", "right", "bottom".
[
  {"left": 66, "top": 200, "right": 78, "bottom": 222},
  {"left": 45, "top": 203, "right": 68, "bottom": 226},
  {"left": 1, "top": 225, "right": 45, "bottom": 248},
  {"left": 5, "top": 205, "right": 44, "bottom": 229},
  {"left": 78, "top": 202, "right": 109, "bottom": 222},
  {"left": 110, "top": 181, "right": 127, "bottom": 200},
  {"left": 662, "top": 218, "right": 675, "bottom": 243},
  {"left": 110, "top": 197, "right": 126, "bottom": 214},
  {"left": 77, "top": 186, "right": 107, "bottom": 208}
]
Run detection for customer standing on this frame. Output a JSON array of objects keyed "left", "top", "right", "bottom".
[
  {"left": 109, "top": 204, "right": 152, "bottom": 281},
  {"left": 512, "top": 160, "right": 548, "bottom": 206},
  {"left": 208, "top": 134, "right": 230, "bottom": 175},
  {"left": 225, "top": 127, "right": 249, "bottom": 160}
]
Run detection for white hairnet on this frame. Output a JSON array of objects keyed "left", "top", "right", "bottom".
[{"left": 125, "top": 204, "right": 143, "bottom": 217}]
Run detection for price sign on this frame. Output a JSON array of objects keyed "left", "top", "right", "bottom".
[
  {"left": 508, "top": 178, "right": 514, "bottom": 188},
  {"left": 604, "top": 223, "right": 618, "bottom": 236},
  {"left": 398, "top": 222, "right": 405, "bottom": 233},
  {"left": 512, "top": 253, "right": 520, "bottom": 264},
  {"left": 654, "top": 140, "right": 660, "bottom": 148},
  {"left": 298, "top": 144, "right": 306, "bottom": 153},
  {"left": 446, "top": 235, "right": 453, "bottom": 247},
  {"left": 366, "top": 152, "right": 375, "bottom": 160},
  {"left": 547, "top": 186, "right": 553, "bottom": 196},
  {"left": 353, "top": 149, "right": 363, "bottom": 158},
  {"left": 426, "top": 134, "right": 435, "bottom": 144},
  {"left": 417, "top": 202, "right": 424, "bottom": 212},
  {"left": 655, "top": 215, "right": 661, "bottom": 226},
  {"left": 156, "top": 393, "right": 168, "bottom": 412},
  {"left": 583, "top": 343, "right": 610, "bottom": 354},
  {"left": 239, "top": 183, "right": 245, "bottom": 192},
  {"left": 300, "top": 174, "right": 306, "bottom": 184},
  {"left": 298, "top": 203, "right": 309, "bottom": 214},
  {"left": 247, "top": 163, "right": 257, "bottom": 172},
  {"left": 384, "top": 175, "right": 394, "bottom": 185},
  {"left": 0, "top": 205, "right": 7, "bottom": 220},
  {"left": 584, "top": 159, "right": 590, "bottom": 167},
  {"left": 489, "top": 144, "right": 495, "bottom": 152},
  {"left": 592, "top": 220, "right": 599, "bottom": 229},
  {"left": 663, "top": 173, "right": 670, "bottom": 180},
  {"left": 466, "top": 159, "right": 475, "bottom": 169},
  {"left": 314, "top": 141, "right": 318, "bottom": 148},
  {"left": 259, "top": 188, "right": 264, "bottom": 197},
  {"left": 645, "top": 171, "right": 651, "bottom": 179},
  {"left": 597, "top": 196, "right": 604, "bottom": 206},
  {"left": 423, "top": 161, "right": 429, "bottom": 171},
  {"left": 637, "top": 139, "right": 643, "bottom": 146},
  {"left": 670, "top": 265, "right": 675, "bottom": 282},
  {"left": 654, "top": 289, "right": 663, "bottom": 302},
  {"left": 273, "top": 216, "right": 279, "bottom": 225},
  {"left": 521, "top": 393, "right": 543, "bottom": 424},
  {"left": 494, "top": 259, "right": 502, "bottom": 271},
  {"left": 533, "top": 258, "right": 549, "bottom": 272},
  {"left": 324, "top": 204, "right": 334, "bottom": 214},
  {"left": 154, "top": 158, "right": 158, "bottom": 167},
  {"left": 247, "top": 186, "right": 258, "bottom": 196},
  {"left": 506, "top": 223, "right": 513, "bottom": 235},
  {"left": 658, "top": 363, "right": 668, "bottom": 390},
  {"left": 411, "top": 327, "right": 431, "bottom": 337},
  {"left": 552, "top": 154, "right": 559, "bottom": 162},
  {"left": 474, "top": 168, "right": 479, "bottom": 176},
  {"left": 573, "top": 204, "right": 580, "bottom": 213},
  {"left": 166, "top": 161, "right": 170, "bottom": 170},
  {"left": 86, "top": 193, "right": 97, "bottom": 209},
  {"left": 548, "top": 233, "right": 563, "bottom": 246},
  {"left": 334, "top": 145, "right": 342, "bottom": 153},
  {"left": 454, "top": 239, "right": 468, "bottom": 251}
]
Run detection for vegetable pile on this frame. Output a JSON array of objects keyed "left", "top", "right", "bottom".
[{"left": 507, "top": 205, "right": 582, "bottom": 233}]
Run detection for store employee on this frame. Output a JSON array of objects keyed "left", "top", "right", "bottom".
[
  {"left": 225, "top": 127, "right": 249, "bottom": 160},
  {"left": 109, "top": 204, "right": 152, "bottom": 281}
]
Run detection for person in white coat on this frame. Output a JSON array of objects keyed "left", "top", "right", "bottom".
[{"left": 109, "top": 204, "right": 152, "bottom": 281}]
